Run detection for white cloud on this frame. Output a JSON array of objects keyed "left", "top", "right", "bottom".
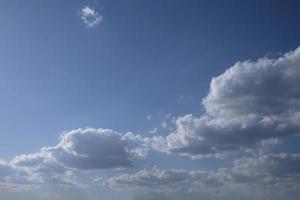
[
  {"left": 148, "top": 127, "right": 158, "bottom": 134},
  {"left": 0, "top": 128, "right": 149, "bottom": 189},
  {"left": 52, "top": 128, "right": 133, "bottom": 169},
  {"left": 12, "top": 128, "right": 147, "bottom": 171},
  {"left": 148, "top": 47, "right": 300, "bottom": 158},
  {"left": 161, "top": 121, "right": 167, "bottom": 129},
  {"left": 79, "top": 6, "right": 102, "bottom": 27},
  {"left": 147, "top": 114, "right": 152, "bottom": 120}
]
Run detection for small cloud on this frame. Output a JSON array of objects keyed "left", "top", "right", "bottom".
[
  {"left": 177, "top": 95, "right": 194, "bottom": 105},
  {"left": 146, "top": 114, "right": 152, "bottom": 120},
  {"left": 93, "top": 177, "right": 104, "bottom": 186},
  {"left": 164, "top": 113, "right": 172, "bottom": 119},
  {"left": 79, "top": 6, "right": 102, "bottom": 27},
  {"left": 148, "top": 127, "right": 158, "bottom": 134},
  {"left": 161, "top": 121, "right": 167, "bottom": 129}
]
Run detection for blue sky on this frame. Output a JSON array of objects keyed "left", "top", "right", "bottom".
[{"left": 1, "top": 1, "right": 300, "bottom": 200}]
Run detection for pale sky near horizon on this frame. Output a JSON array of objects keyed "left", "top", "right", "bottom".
[{"left": 1, "top": 1, "right": 300, "bottom": 200}]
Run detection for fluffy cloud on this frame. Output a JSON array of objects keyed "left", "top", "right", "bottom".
[
  {"left": 149, "top": 47, "right": 300, "bottom": 158},
  {"left": 12, "top": 128, "right": 147, "bottom": 171},
  {"left": 79, "top": 6, "right": 102, "bottom": 27},
  {"left": 0, "top": 128, "right": 148, "bottom": 188},
  {"left": 51, "top": 128, "right": 133, "bottom": 169}
]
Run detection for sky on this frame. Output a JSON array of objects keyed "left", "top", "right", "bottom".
[{"left": 0, "top": 0, "right": 300, "bottom": 200}]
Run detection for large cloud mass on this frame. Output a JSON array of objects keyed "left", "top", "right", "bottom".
[
  {"left": 1, "top": 46, "right": 300, "bottom": 200},
  {"left": 149, "top": 47, "right": 300, "bottom": 158}
]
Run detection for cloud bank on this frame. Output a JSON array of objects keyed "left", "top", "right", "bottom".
[{"left": 107, "top": 153, "right": 300, "bottom": 199}]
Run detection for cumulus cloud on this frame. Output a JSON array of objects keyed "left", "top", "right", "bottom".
[
  {"left": 79, "top": 6, "right": 102, "bottom": 27},
  {"left": 0, "top": 128, "right": 149, "bottom": 189},
  {"left": 12, "top": 128, "right": 147, "bottom": 171},
  {"left": 51, "top": 128, "right": 133, "bottom": 169},
  {"left": 148, "top": 47, "right": 300, "bottom": 158}
]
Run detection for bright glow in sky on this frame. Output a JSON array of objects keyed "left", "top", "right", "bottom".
[{"left": 0, "top": 1, "right": 300, "bottom": 200}]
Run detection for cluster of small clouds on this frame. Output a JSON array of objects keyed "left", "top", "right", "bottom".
[
  {"left": 106, "top": 153, "right": 300, "bottom": 199},
  {"left": 106, "top": 166, "right": 216, "bottom": 193},
  {"left": 79, "top": 6, "right": 102, "bottom": 27},
  {"left": 1, "top": 47, "right": 300, "bottom": 199}
]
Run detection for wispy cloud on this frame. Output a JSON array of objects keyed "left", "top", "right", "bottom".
[
  {"left": 148, "top": 127, "right": 158, "bottom": 134},
  {"left": 79, "top": 6, "right": 102, "bottom": 27},
  {"left": 146, "top": 114, "right": 152, "bottom": 120}
]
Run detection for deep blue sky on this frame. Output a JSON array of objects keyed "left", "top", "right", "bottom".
[{"left": 0, "top": 0, "right": 300, "bottom": 159}]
